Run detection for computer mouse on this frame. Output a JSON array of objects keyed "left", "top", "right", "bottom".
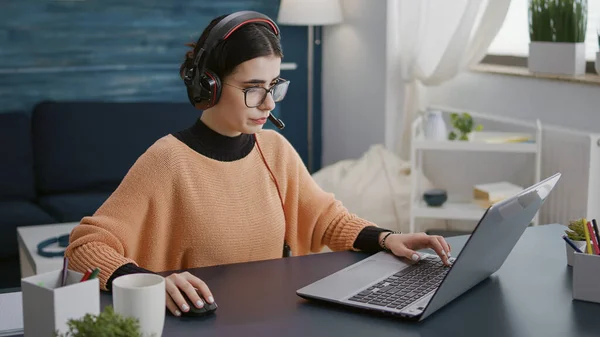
[{"left": 180, "top": 290, "right": 218, "bottom": 317}]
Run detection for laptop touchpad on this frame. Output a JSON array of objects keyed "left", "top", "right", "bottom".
[
  {"left": 300, "top": 260, "right": 403, "bottom": 301},
  {"left": 343, "top": 260, "right": 400, "bottom": 286}
]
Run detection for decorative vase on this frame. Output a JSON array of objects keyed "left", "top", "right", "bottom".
[
  {"left": 423, "top": 110, "right": 447, "bottom": 141},
  {"left": 528, "top": 42, "right": 586, "bottom": 76},
  {"left": 595, "top": 51, "right": 600, "bottom": 75},
  {"left": 566, "top": 240, "right": 588, "bottom": 266}
]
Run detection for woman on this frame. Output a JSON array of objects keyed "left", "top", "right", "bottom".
[{"left": 65, "top": 11, "right": 452, "bottom": 317}]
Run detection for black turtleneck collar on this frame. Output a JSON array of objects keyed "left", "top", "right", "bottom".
[{"left": 172, "top": 118, "right": 255, "bottom": 162}]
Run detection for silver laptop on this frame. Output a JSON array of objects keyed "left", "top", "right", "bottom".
[{"left": 297, "top": 173, "right": 561, "bottom": 321}]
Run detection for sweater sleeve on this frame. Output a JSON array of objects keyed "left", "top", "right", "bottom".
[
  {"left": 106, "top": 263, "right": 157, "bottom": 291},
  {"left": 274, "top": 134, "right": 382, "bottom": 254},
  {"left": 353, "top": 226, "right": 393, "bottom": 253},
  {"left": 65, "top": 144, "right": 172, "bottom": 291}
]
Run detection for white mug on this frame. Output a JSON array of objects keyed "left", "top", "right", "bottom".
[{"left": 112, "top": 273, "right": 166, "bottom": 337}]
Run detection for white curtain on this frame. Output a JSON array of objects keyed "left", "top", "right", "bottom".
[{"left": 389, "top": 0, "right": 511, "bottom": 160}]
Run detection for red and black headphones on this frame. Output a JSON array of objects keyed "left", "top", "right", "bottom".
[{"left": 182, "top": 11, "right": 281, "bottom": 110}]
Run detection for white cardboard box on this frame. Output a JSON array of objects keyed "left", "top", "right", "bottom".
[{"left": 21, "top": 269, "right": 100, "bottom": 337}]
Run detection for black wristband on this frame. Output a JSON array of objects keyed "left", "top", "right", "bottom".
[{"left": 380, "top": 231, "right": 401, "bottom": 251}]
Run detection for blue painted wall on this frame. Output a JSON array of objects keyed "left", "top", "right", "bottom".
[{"left": 0, "top": 0, "right": 322, "bottom": 170}]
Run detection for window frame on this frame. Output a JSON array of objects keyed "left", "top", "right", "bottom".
[{"left": 480, "top": 55, "right": 598, "bottom": 74}]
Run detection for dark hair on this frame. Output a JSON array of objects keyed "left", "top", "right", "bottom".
[{"left": 180, "top": 14, "right": 283, "bottom": 80}]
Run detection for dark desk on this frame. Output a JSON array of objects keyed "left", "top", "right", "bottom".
[{"left": 7, "top": 224, "right": 600, "bottom": 336}]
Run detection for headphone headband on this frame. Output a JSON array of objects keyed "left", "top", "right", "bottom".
[
  {"left": 37, "top": 234, "right": 70, "bottom": 258},
  {"left": 183, "top": 10, "right": 280, "bottom": 110},
  {"left": 192, "top": 11, "right": 280, "bottom": 73}
]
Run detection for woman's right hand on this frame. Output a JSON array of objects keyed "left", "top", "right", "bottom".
[{"left": 165, "top": 271, "right": 215, "bottom": 316}]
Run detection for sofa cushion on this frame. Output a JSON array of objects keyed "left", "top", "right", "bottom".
[
  {"left": 0, "top": 201, "right": 57, "bottom": 258},
  {"left": 38, "top": 192, "right": 112, "bottom": 223},
  {"left": 0, "top": 112, "right": 36, "bottom": 201},
  {"left": 32, "top": 101, "right": 199, "bottom": 195}
]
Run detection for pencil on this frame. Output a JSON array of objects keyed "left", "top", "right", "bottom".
[
  {"left": 593, "top": 219, "right": 600, "bottom": 254},
  {"left": 88, "top": 268, "right": 101, "bottom": 280},
  {"left": 587, "top": 221, "right": 600, "bottom": 254},
  {"left": 79, "top": 269, "right": 92, "bottom": 282},
  {"left": 60, "top": 257, "right": 69, "bottom": 287},
  {"left": 583, "top": 218, "right": 593, "bottom": 254}
]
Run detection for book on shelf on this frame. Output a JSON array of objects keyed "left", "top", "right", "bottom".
[
  {"left": 470, "top": 132, "right": 534, "bottom": 144},
  {"left": 473, "top": 181, "right": 524, "bottom": 208}
]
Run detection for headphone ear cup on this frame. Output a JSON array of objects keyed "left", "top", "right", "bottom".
[
  {"left": 183, "top": 66, "right": 222, "bottom": 110},
  {"left": 199, "top": 69, "right": 222, "bottom": 109}
]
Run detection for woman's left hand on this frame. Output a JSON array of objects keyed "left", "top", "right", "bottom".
[{"left": 381, "top": 232, "right": 452, "bottom": 266}]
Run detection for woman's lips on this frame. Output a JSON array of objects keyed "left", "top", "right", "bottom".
[{"left": 251, "top": 117, "right": 267, "bottom": 125}]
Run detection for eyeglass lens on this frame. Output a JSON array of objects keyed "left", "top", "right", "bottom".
[{"left": 245, "top": 80, "right": 289, "bottom": 108}]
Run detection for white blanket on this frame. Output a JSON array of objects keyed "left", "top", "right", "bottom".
[{"left": 312, "top": 144, "right": 442, "bottom": 233}]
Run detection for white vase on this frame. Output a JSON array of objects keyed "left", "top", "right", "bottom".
[
  {"left": 595, "top": 51, "right": 600, "bottom": 75},
  {"left": 423, "top": 110, "right": 448, "bottom": 141},
  {"left": 566, "top": 240, "right": 588, "bottom": 266},
  {"left": 528, "top": 42, "right": 586, "bottom": 76}
]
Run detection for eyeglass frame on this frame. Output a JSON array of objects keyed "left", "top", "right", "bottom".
[{"left": 223, "top": 78, "right": 290, "bottom": 108}]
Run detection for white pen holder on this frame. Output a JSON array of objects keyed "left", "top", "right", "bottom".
[
  {"left": 572, "top": 252, "right": 600, "bottom": 304},
  {"left": 565, "top": 240, "right": 588, "bottom": 266},
  {"left": 21, "top": 269, "right": 100, "bottom": 337}
]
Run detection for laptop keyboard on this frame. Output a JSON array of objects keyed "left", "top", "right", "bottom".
[{"left": 347, "top": 255, "right": 452, "bottom": 310}]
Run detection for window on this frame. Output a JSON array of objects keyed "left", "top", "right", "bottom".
[{"left": 487, "top": 0, "right": 600, "bottom": 61}]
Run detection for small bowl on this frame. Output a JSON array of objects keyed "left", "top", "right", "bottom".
[{"left": 423, "top": 189, "right": 448, "bottom": 207}]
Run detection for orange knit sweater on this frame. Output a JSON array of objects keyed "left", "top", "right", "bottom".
[{"left": 65, "top": 129, "right": 376, "bottom": 290}]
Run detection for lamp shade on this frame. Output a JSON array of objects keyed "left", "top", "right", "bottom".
[{"left": 277, "top": 0, "right": 343, "bottom": 26}]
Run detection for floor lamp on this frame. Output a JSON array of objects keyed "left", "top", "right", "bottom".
[{"left": 277, "top": 0, "right": 343, "bottom": 173}]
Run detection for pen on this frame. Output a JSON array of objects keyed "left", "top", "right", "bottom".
[
  {"left": 61, "top": 257, "right": 69, "bottom": 287},
  {"left": 592, "top": 219, "right": 600, "bottom": 254},
  {"left": 563, "top": 235, "right": 583, "bottom": 253},
  {"left": 79, "top": 269, "right": 92, "bottom": 282},
  {"left": 587, "top": 221, "right": 600, "bottom": 255},
  {"left": 583, "top": 218, "right": 593, "bottom": 254},
  {"left": 88, "top": 268, "right": 101, "bottom": 280}
]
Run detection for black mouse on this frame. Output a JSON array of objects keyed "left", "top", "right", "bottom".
[{"left": 180, "top": 290, "right": 218, "bottom": 317}]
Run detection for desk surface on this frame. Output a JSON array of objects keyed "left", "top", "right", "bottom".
[{"left": 7, "top": 224, "right": 600, "bottom": 337}]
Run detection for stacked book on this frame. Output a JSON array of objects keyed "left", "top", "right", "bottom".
[{"left": 473, "top": 181, "right": 524, "bottom": 208}]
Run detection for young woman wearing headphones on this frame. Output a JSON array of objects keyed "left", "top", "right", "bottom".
[{"left": 65, "top": 11, "right": 452, "bottom": 317}]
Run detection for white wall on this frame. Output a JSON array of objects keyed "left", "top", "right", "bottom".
[
  {"left": 322, "top": 1, "right": 600, "bottom": 168},
  {"left": 321, "top": 0, "right": 388, "bottom": 167},
  {"left": 429, "top": 71, "right": 600, "bottom": 134}
]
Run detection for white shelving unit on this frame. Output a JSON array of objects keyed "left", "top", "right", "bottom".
[{"left": 409, "top": 105, "right": 542, "bottom": 234}]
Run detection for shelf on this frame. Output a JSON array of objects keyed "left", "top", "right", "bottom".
[
  {"left": 412, "top": 199, "right": 486, "bottom": 221},
  {"left": 413, "top": 139, "right": 538, "bottom": 153}
]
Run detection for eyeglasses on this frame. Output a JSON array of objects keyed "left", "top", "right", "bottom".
[{"left": 224, "top": 78, "right": 290, "bottom": 108}]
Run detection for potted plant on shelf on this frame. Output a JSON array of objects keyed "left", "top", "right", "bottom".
[
  {"left": 528, "top": 0, "right": 588, "bottom": 76},
  {"left": 54, "top": 306, "right": 145, "bottom": 337},
  {"left": 447, "top": 112, "right": 483, "bottom": 141},
  {"left": 564, "top": 218, "right": 589, "bottom": 266}
]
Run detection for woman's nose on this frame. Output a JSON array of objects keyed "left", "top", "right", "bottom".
[{"left": 260, "top": 92, "right": 276, "bottom": 111}]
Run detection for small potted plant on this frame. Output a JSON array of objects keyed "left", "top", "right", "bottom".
[
  {"left": 55, "top": 306, "right": 145, "bottom": 337},
  {"left": 565, "top": 218, "right": 589, "bottom": 266},
  {"left": 447, "top": 112, "right": 483, "bottom": 141}
]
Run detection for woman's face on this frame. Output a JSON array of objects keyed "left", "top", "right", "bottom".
[{"left": 202, "top": 55, "right": 283, "bottom": 136}]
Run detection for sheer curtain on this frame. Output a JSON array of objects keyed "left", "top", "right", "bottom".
[{"left": 388, "top": 0, "right": 511, "bottom": 159}]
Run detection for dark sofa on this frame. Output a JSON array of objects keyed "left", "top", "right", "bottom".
[{"left": 0, "top": 101, "right": 199, "bottom": 288}]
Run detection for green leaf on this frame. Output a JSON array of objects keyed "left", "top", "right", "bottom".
[
  {"left": 54, "top": 306, "right": 143, "bottom": 337},
  {"left": 529, "top": 0, "right": 588, "bottom": 43},
  {"left": 564, "top": 218, "right": 588, "bottom": 241},
  {"left": 448, "top": 131, "right": 457, "bottom": 140}
]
